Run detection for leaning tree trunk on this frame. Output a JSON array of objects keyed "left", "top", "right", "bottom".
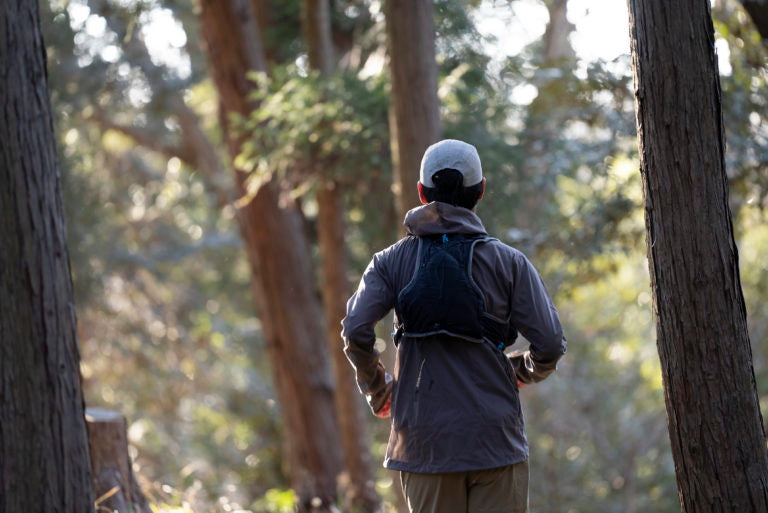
[
  {"left": 197, "top": 1, "right": 343, "bottom": 511},
  {"left": 301, "top": 1, "right": 381, "bottom": 511},
  {"left": 384, "top": 0, "right": 441, "bottom": 227},
  {"left": 628, "top": 1, "right": 768, "bottom": 510},
  {"left": 0, "top": 1, "right": 93, "bottom": 512}
]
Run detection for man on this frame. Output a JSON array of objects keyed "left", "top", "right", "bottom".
[{"left": 342, "top": 139, "right": 566, "bottom": 513}]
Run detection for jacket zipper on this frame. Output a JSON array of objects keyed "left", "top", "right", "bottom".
[
  {"left": 415, "top": 358, "right": 425, "bottom": 390},
  {"left": 413, "top": 358, "right": 425, "bottom": 423}
]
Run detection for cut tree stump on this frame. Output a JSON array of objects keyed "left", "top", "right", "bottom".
[{"left": 86, "top": 408, "right": 152, "bottom": 513}]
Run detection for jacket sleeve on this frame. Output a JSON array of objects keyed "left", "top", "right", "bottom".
[
  {"left": 508, "top": 251, "right": 566, "bottom": 384},
  {"left": 341, "top": 251, "right": 395, "bottom": 413}
]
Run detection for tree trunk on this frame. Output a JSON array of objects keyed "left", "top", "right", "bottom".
[
  {"left": 301, "top": 0, "right": 335, "bottom": 75},
  {"left": 301, "top": 2, "right": 381, "bottom": 511},
  {"left": 316, "top": 183, "right": 380, "bottom": 512},
  {"left": 384, "top": 0, "right": 441, "bottom": 228},
  {"left": 514, "top": 0, "right": 575, "bottom": 233},
  {"left": 86, "top": 408, "right": 151, "bottom": 513},
  {"left": 627, "top": 1, "right": 768, "bottom": 510},
  {"left": 0, "top": 2, "right": 93, "bottom": 512},
  {"left": 197, "top": 1, "right": 344, "bottom": 510},
  {"left": 741, "top": 0, "right": 768, "bottom": 41},
  {"left": 542, "top": 0, "right": 575, "bottom": 63}
]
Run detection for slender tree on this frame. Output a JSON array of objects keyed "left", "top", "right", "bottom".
[
  {"left": 384, "top": 0, "right": 441, "bottom": 226},
  {"left": 514, "top": 0, "right": 575, "bottom": 232},
  {"left": 0, "top": 1, "right": 93, "bottom": 511},
  {"left": 197, "top": 1, "right": 344, "bottom": 510},
  {"left": 300, "top": 1, "right": 381, "bottom": 511},
  {"left": 628, "top": 0, "right": 768, "bottom": 510}
]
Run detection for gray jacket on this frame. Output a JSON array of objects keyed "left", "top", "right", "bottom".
[{"left": 342, "top": 202, "right": 566, "bottom": 473}]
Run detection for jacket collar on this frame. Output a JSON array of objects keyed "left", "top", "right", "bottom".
[{"left": 403, "top": 202, "right": 487, "bottom": 236}]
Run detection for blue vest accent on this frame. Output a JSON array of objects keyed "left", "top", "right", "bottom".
[{"left": 394, "top": 234, "right": 515, "bottom": 348}]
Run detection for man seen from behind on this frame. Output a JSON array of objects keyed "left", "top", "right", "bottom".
[{"left": 342, "top": 139, "right": 566, "bottom": 513}]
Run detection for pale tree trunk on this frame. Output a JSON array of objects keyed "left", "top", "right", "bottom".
[
  {"left": 384, "top": 0, "right": 441, "bottom": 228},
  {"left": 0, "top": 1, "right": 93, "bottom": 511},
  {"left": 515, "top": 0, "right": 574, "bottom": 232},
  {"left": 198, "top": 1, "right": 344, "bottom": 511},
  {"left": 301, "top": 1, "right": 381, "bottom": 511},
  {"left": 628, "top": 1, "right": 768, "bottom": 510},
  {"left": 541, "top": 0, "right": 575, "bottom": 63}
]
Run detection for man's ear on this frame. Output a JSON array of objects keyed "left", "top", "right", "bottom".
[
  {"left": 418, "top": 182, "right": 429, "bottom": 204},
  {"left": 477, "top": 177, "right": 486, "bottom": 201}
]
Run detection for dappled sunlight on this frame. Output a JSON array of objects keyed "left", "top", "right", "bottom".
[{"left": 15, "top": 0, "right": 765, "bottom": 511}]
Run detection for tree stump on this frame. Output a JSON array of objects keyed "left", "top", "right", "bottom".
[{"left": 85, "top": 408, "right": 151, "bottom": 513}]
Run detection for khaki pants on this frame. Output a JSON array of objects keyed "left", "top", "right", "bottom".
[{"left": 400, "top": 460, "right": 529, "bottom": 513}]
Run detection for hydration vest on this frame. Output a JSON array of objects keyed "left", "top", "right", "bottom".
[{"left": 393, "top": 233, "right": 516, "bottom": 350}]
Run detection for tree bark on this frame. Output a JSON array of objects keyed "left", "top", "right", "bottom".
[
  {"left": 197, "top": 1, "right": 344, "bottom": 510},
  {"left": 315, "top": 183, "right": 380, "bottom": 512},
  {"left": 86, "top": 408, "right": 151, "bottom": 513},
  {"left": 301, "top": 2, "right": 381, "bottom": 511},
  {"left": 0, "top": 1, "right": 93, "bottom": 512},
  {"left": 628, "top": 1, "right": 768, "bottom": 511},
  {"left": 741, "top": 0, "right": 768, "bottom": 41},
  {"left": 384, "top": 0, "right": 441, "bottom": 228}
]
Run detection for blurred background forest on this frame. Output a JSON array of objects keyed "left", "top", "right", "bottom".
[{"left": 40, "top": 0, "right": 768, "bottom": 512}]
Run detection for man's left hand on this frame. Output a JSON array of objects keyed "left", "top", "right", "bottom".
[{"left": 374, "top": 395, "right": 391, "bottom": 418}]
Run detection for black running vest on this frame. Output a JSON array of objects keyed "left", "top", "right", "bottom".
[{"left": 394, "top": 234, "right": 515, "bottom": 349}]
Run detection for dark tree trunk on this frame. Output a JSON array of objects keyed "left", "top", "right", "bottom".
[
  {"left": 197, "top": 1, "right": 343, "bottom": 511},
  {"left": 301, "top": 2, "right": 381, "bottom": 511},
  {"left": 741, "top": 0, "right": 768, "bottom": 41},
  {"left": 0, "top": 2, "right": 93, "bottom": 512},
  {"left": 628, "top": 1, "right": 768, "bottom": 511},
  {"left": 384, "top": 0, "right": 441, "bottom": 227}
]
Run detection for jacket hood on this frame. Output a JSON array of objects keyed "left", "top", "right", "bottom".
[{"left": 403, "top": 202, "right": 487, "bottom": 236}]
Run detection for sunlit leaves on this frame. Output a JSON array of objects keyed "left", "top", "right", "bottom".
[{"left": 238, "top": 67, "right": 389, "bottom": 188}]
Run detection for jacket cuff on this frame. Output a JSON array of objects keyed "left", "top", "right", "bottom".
[
  {"left": 366, "top": 370, "right": 393, "bottom": 413},
  {"left": 509, "top": 349, "right": 561, "bottom": 384}
]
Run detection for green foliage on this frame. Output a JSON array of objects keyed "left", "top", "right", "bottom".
[
  {"left": 42, "top": 0, "right": 768, "bottom": 512},
  {"left": 236, "top": 65, "right": 397, "bottom": 267},
  {"left": 238, "top": 67, "right": 389, "bottom": 184},
  {"left": 45, "top": 1, "right": 287, "bottom": 510},
  {"left": 252, "top": 489, "right": 296, "bottom": 513},
  {"left": 714, "top": 0, "right": 768, "bottom": 213}
]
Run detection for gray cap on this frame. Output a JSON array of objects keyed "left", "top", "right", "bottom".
[{"left": 419, "top": 139, "right": 483, "bottom": 187}]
